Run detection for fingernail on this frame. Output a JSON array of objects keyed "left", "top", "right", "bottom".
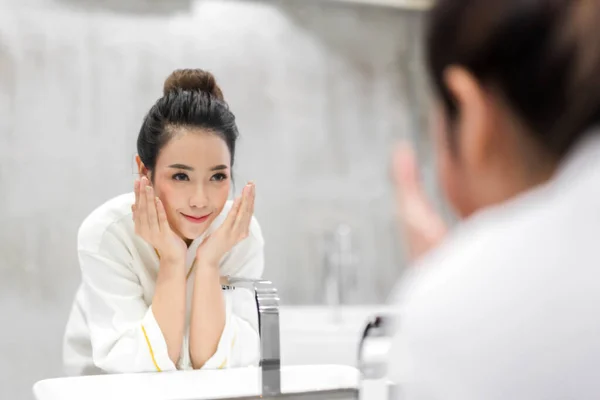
[{"left": 146, "top": 186, "right": 152, "bottom": 193}]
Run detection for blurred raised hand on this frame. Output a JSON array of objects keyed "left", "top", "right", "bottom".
[{"left": 392, "top": 143, "right": 448, "bottom": 262}]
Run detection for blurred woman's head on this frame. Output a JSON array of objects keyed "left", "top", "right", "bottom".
[{"left": 427, "top": 0, "right": 600, "bottom": 217}]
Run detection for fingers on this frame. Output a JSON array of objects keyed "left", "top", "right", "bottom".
[
  {"left": 392, "top": 143, "right": 447, "bottom": 260},
  {"left": 393, "top": 142, "right": 421, "bottom": 198},
  {"left": 133, "top": 178, "right": 140, "bottom": 222},
  {"left": 222, "top": 194, "right": 243, "bottom": 230},
  {"left": 145, "top": 184, "right": 160, "bottom": 233},
  {"left": 393, "top": 143, "right": 429, "bottom": 217},
  {"left": 134, "top": 178, "right": 140, "bottom": 208},
  {"left": 393, "top": 143, "right": 441, "bottom": 222},
  {"left": 233, "top": 182, "right": 254, "bottom": 239},
  {"left": 136, "top": 177, "right": 149, "bottom": 234},
  {"left": 156, "top": 197, "right": 169, "bottom": 233},
  {"left": 248, "top": 181, "right": 255, "bottom": 215}
]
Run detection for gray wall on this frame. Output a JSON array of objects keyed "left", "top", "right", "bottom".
[{"left": 0, "top": 0, "right": 438, "bottom": 398}]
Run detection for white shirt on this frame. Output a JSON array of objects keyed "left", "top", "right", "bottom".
[
  {"left": 63, "top": 194, "right": 264, "bottom": 376},
  {"left": 388, "top": 132, "right": 600, "bottom": 400}
]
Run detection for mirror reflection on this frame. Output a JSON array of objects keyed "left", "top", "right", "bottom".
[{"left": 10, "top": 0, "right": 600, "bottom": 399}]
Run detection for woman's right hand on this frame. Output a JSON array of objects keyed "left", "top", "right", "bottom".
[
  {"left": 393, "top": 143, "right": 448, "bottom": 262},
  {"left": 133, "top": 176, "right": 187, "bottom": 263}
]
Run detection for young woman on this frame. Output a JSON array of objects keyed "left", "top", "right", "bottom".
[
  {"left": 63, "top": 69, "right": 263, "bottom": 375},
  {"left": 389, "top": 0, "right": 600, "bottom": 398}
]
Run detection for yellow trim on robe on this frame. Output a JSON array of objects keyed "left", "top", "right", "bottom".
[
  {"left": 141, "top": 324, "right": 162, "bottom": 372},
  {"left": 186, "top": 260, "right": 196, "bottom": 280},
  {"left": 216, "top": 334, "right": 238, "bottom": 370}
]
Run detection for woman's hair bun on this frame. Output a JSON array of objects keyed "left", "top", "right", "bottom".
[{"left": 163, "top": 68, "right": 224, "bottom": 101}]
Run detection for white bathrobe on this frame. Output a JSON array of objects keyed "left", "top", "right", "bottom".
[
  {"left": 63, "top": 194, "right": 264, "bottom": 376},
  {"left": 387, "top": 132, "right": 600, "bottom": 399}
]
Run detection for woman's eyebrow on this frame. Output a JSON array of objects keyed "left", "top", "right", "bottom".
[{"left": 168, "top": 163, "right": 194, "bottom": 171}]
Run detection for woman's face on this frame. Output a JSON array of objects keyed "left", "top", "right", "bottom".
[{"left": 137, "top": 129, "right": 231, "bottom": 241}]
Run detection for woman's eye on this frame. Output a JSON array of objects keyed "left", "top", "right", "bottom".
[
  {"left": 172, "top": 173, "right": 189, "bottom": 181},
  {"left": 211, "top": 173, "right": 228, "bottom": 182}
]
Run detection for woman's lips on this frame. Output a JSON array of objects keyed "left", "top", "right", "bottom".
[{"left": 181, "top": 213, "right": 211, "bottom": 224}]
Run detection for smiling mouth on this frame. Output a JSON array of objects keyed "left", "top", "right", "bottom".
[{"left": 181, "top": 213, "right": 212, "bottom": 224}]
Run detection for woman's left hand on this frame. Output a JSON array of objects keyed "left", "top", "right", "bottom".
[{"left": 195, "top": 182, "right": 256, "bottom": 267}]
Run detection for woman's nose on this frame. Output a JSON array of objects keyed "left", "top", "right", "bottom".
[{"left": 189, "top": 185, "right": 209, "bottom": 208}]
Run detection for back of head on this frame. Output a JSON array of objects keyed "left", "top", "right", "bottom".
[
  {"left": 137, "top": 68, "right": 238, "bottom": 173},
  {"left": 427, "top": 0, "right": 600, "bottom": 159}
]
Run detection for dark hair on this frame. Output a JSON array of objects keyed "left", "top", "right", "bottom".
[
  {"left": 137, "top": 69, "right": 238, "bottom": 178},
  {"left": 427, "top": 0, "right": 600, "bottom": 158}
]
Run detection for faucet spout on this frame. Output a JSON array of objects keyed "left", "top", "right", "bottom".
[{"left": 227, "top": 278, "right": 281, "bottom": 397}]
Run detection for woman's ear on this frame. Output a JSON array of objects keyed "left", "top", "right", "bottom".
[
  {"left": 443, "top": 65, "right": 494, "bottom": 169},
  {"left": 135, "top": 154, "right": 148, "bottom": 176},
  {"left": 135, "top": 155, "right": 150, "bottom": 179}
]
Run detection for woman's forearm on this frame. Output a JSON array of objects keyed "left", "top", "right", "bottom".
[
  {"left": 189, "top": 262, "right": 226, "bottom": 369},
  {"left": 151, "top": 257, "right": 187, "bottom": 365}
]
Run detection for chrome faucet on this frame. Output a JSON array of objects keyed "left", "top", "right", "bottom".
[
  {"left": 324, "top": 224, "right": 357, "bottom": 309},
  {"left": 227, "top": 278, "right": 281, "bottom": 397},
  {"left": 357, "top": 313, "right": 397, "bottom": 399}
]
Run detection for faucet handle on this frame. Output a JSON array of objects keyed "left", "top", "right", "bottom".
[{"left": 226, "top": 278, "right": 281, "bottom": 396}]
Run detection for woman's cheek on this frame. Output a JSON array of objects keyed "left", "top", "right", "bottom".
[
  {"left": 213, "top": 182, "right": 231, "bottom": 211},
  {"left": 155, "top": 180, "right": 181, "bottom": 220}
]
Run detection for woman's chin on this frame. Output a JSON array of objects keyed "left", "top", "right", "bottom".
[{"left": 180, "top": 226, "right": 208, "bottom": 242}]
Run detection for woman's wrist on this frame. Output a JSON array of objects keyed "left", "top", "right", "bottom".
[
  {"left": 193, "top": 260, "right": 221, "bottom": 288},
  {"left": 156, "top": 247, "right": 185, "bottom": 265},
  {"left": 195, "top": 247, "right": 224, "bottom": 270},
  {"left": 157, "top": 258, "right": 186, "bottom": 285},
  {"left": 194, "top": 252, "right": 221, "bottom": 278},
  {"left": 194, "top": 257, "right": 220, "bottom": 273},
  {"left": 158, "top": 251, "right": 186, "bottom": 276}
]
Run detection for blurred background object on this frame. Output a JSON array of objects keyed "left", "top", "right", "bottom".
[{"left": 0, "top": 0, "right": 446, "bottom": 397}]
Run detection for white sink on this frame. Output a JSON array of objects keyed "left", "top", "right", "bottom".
[
  {"left": 33, "top": 365, "right": 360, "bottom": 400},
  {"left": 279, "top": 306, "right": 396, "bottom": 366},
  {"left": 34, "top": 306, "right": 395, "bottom": 400}
]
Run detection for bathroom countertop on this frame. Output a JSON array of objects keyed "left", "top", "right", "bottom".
[
  {"left": 279, "top": 305, "right": 398, "bottom": 333},
  {"left": 33, "top": 364, "right": 360, "bottom": 400}
]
